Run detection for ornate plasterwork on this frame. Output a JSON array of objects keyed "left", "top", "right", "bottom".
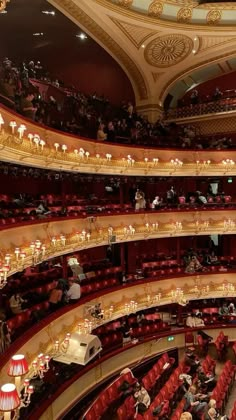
[
  {"left": 206, "top": 9, "right": 222, "bottom": 25},
  {"left": 198, "top": 35, "right": 236, "bottom": 54},
  {"left": 50, "top": 0, "right": 148, "bottom": 100},
  {"left": 110, "top": 17, "right": 158, "bottom": 49},
  {"left": 118, "top": 0, "right": 133, "bottom": 7},
  {"left": 152, "top": 72, "right": 164, "bottom": 83},
  {"left": 144, "top": 34, "right": 193, "bottom": 68},
  {"left": 148, "top": 1, "right": 164, "bottom": 18},
  {"left": 177, "top": 7, "right": 193, "bottom": 23}
]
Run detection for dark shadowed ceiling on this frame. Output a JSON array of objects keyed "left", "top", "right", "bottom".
[{"left": 0, "top": 0, "right": 135, "bottom": 104}]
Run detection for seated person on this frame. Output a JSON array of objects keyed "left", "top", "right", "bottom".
[
  {"left": 219, "top": 303, "right": 229, "bottom": 316},
  {"left": 228, "top": 302, "right": 236, "bottom": 314},
  {"left": 91, "top": 303, "right": 103, "bottom": 319},
  {"left": 184, "top": 385, "right": 208, "bottom": 416},
  {"left": 152, "top": 196, "right": 162, "bottom": 209},
  {"left": 185, "top": 255, "right": 203, "bottom": 273},
  {"left": 36, "top": 201, "right": 51, "bottom": 216},
  {"left": 184, "top": 350, "right": 200, "bottom": 375},
  {"left": 9, "top": 293, "right": 27, "bottom": 314},
  {"left": 197, "top": 366, "right": 216, "bottom": 392},
  {"left": 134, "top": 382, "right": 151, "bottom": 409},
  {"left": 180, "top": 414, "right": 192, "bottom": 420},
  {"left": 194, "top": 313, "right": 205, "bottom": 328},
  {"left": 66, "top": 279, "right": 81, "bottom": 303},
  {"left": 209, "top": 251, "right": 219, "bottom": 265},
  {"left": 48, "top": 285, "right": 63, "bottom": 311},
  {"left": 186, "top": 313, "right": 196, "bottom": 328}
]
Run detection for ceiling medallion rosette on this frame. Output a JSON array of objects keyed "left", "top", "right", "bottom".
[
  {"left": 118, "top": 0, "right": 133, "bottom": 7},
  {"left": 144, "top": 34, "right": 193, "bottom": 68},
  {"left": 148, "top": 0, "right": 164, "bottom": 18},
  {"left": 177, "top": 7, "right": 193, "bottom": 23},
  {"left": 206, "top": 9, "right": 222, "bottom": 25}
]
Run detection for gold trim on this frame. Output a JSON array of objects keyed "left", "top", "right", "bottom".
[
  {"left": 92, "top": 0, "right": 236, "bottom": 31},
  {"left": 49, "top": 0, "right": 148, "bottom": 100},
  {"left": 160, "top": 49, "right": 236, "bottom": 101},
  {"left": 110, "top": 16, "right": 158, "bottom": 49}
]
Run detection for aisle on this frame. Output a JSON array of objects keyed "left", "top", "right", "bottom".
[{"left": 225, "top": 381, "right": 236, "bottom": 418}]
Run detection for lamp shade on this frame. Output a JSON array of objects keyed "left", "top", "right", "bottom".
[
  {"left": 8, "top": 354, "right": 29, "bottom": 377},
  {"left": 0, "top": 383, "right": 20, "bottom": 411}
]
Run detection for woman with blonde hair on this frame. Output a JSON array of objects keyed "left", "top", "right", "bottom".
[
  {"left": 180, "top": 413, "right": 192, "bottom": 420},
  {"left": 97, "top": 123, "right": 107, "bottom": 141}
]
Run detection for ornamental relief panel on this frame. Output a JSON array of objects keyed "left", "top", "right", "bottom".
[
  {"left": 118, "top": 0, "right": 133, "bottom": 7},
  {"left": 144, "top": 34, "right": 193, "bottom": 68},
  {"left": 207, "top": 9, "right": 222, "bottom": 25},
  {"left": 148, "top": 0, "right": 163, "bottom": 18},
  {"left": 177, "top": 7, "right": 192, "bottom": 23}
]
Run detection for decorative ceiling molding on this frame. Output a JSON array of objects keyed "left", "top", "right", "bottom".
[
  {"left": 110, "top": 17, "right": 158, "bottom": 49},
  {"left": 198, "top": 35, "right": 236, "bottom": 54},
  {"left": 49, "top": 0, "right": 148, "bottom": 100},
  {"left": 152, "top": 72, "right": 164, "bottom": 83},
  {"left": 144, "top": 34, "right": 193, "bottom": 68},
  {"left": 160, "top": 49, "right": 236, "bottom": 101}
]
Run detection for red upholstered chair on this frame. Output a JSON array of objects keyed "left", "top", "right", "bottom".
[
  {"left": 93, "top": 398, "right": 104, "bottom": 418},
  {"left": 84, "top": 406, "right": 96, "bottom": 420},
  {"left": 117, "top": 405, "right": 127, "bottom": 420}
]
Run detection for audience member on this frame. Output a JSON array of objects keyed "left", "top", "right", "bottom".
[
  {"left": 48, "top": 284, "right": 63, "bottom": 311},
  {"left": 0, "top": 312, "right": 11, "bottom": 353},
  {"left": 9, "top": 293, "right": 27, "bottom": 314},
  {"left": 184, "top": 385, "right": 208, "bottom": 416},
  {"left": 66, "top": 280, "right": 81, "bottom": 303}
]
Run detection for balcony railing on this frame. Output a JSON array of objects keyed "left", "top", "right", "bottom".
[{"left": 166, "top": 97, "right": 236, "bottom": 120}]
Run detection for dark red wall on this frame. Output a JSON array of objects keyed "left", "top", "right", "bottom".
[
  {"left": 0, "top": 0, "right": 135, "bottom": 105},
  {"left": 182, "top": 70, "right": 236, "bottom": 103}
]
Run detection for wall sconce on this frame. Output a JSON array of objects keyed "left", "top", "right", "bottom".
[
  {"left": 153, "top": 158, "right": 159, "bottom": 165},
  {"left": 222, "top": 159, "right": 235, "bottom": 173},
  {"left": 7, "top": 354, "right": 29, "bottom": 393},
  {"left": 32, "top": 354, "right": 50, "bottom": 379},
  {"left": 170, "top": 158, "right": 183, "bottom": 171},
  {"left": 222, "top": 282, "right": 235, "bottom": 294},
  {"left": 62, "top": 144, "right": 67, "bottom": 153},
  {"left": 196, "top": 160, "right": 211, "bottom": 173},
  {"left": 9, "top": 121, "right": 17, "bottom": 134},
  {"left": 17, "top": 124, "right": 26, "bottom": 139},
  {"left": 79, "top": 148, "right": 85, "bottom": 159},
  {"left": 54, "top": 142, "right": 60, "bottom": 152},
  {"left": 106, "top": 153, "right": 112, "bottom": 162},
  {"left": 223, "top": 218, "right": 235, "bottom": 231},
  {"left": 171, "top": 221, "right": 182, "bottom": 234},
  {"left": 0, "top": 383, "right": 20, "bottom": 420}
]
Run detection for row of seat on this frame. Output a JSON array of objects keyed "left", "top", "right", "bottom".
[
  {"left": 83, "top": 370, "right": 137, "bottom": 419},
  {"left": 214, "top": 331, "right": 229, "bottom": 360},
  {"left": 141, "top": 352, "right": 175, "bottom": 395},
  {"left": 170, "top": 354, "right": 216, "bottom": 420},
  {"left": 140, "top": 361, "right": 189, "bottom": 420},
  {"left": 211, "top": 360, "right": 236, "bottom": 412}
]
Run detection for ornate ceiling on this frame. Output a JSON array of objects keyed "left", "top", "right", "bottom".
[{"left": 48, "top": 0, "right": 236, "bottom": 118}]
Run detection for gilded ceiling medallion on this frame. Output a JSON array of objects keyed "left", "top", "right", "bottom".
[
  {"left": 144, "top": 34, "right": 193, "bottom": 68},
  {"left": 148, "top": 0, "right": 163, "bottom": 17},
  {"left": 118, "top": 0, "right": 133, "bottom": 7},
  {"left": 206, "top": 9, "right": 222, "bottom": 25},
  {"left": 177, "top": 7, "right": 193, "bottom": 23}
]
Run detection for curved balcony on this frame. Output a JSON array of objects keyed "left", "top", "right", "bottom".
[
  {"left": 2, "top": 105, "right": 236, "bottom": 176},
  {"left": 1, "top": 209, "right": 236, "bottom": 278},
  {"left": 35, "top": 325, "right": 236, "bottom": 420},
  {"left": 1, "top": 270, "right": 236, "bottom": 381},
  {"left": 166, "top": 97, "right": 236, "bottom": 121}
]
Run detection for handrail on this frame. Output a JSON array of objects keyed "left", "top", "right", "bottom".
[
  {"left": 1, "top": 269, "right": 236, "bottom": 373},
  {"left": 3, "top": 104, "right": 236, "bottom": 176},
  {"left": 30, "top": 324, "right": 236, "bottom": 420}
]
